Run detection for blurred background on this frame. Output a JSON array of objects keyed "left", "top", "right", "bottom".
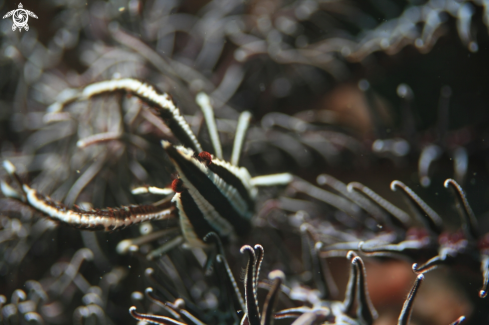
[{"left": 1, "top": 0, "right": 489, "bottom": 324}]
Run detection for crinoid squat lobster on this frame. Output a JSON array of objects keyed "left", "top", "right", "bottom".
[{"left": 1, "top": 78, "right": 294, "bottom": 249}]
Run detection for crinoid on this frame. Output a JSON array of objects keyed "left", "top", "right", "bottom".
[
  {"left": 129, "top": 245, "right": 376, "bottom": 325},
  {"left": 314, "top": 176, "right": 489, "bottom": 301},
  {"left": 128, "top": 242, "right": 465, "bottom": 325},
  {"left": 0, "top": 247, "right": 126, "bottom": 324}
]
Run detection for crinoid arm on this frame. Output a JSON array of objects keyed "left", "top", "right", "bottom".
[
  {"left": 413, "top": 249, "right": 447, "bottom": 273},
  {"left": 204, "top": 232, "right": 246, "bottom": 311},
  {"left": 396, "top": 274, "right": 465, "bottom": 325},
  {"left": 350, "top": 252, "right": 378, "bottom": 325},
  {"left": 260, "top": 270, "right": 284, "bottom": 325},
  {"left": 397, "top": 274, "right": 424, "bottom": 325},
  {"left": 129, "top": 307, "right": 190, "bottom": 325},
  {"left": 418, "top": 144, "right": 442, "bottom": 187},
  {"left": 231, "top": 111, "right": 252, "bottom": 166},
  {"left": 450, "top": 316, "right": 466, "bottom": 325},
  {"left": 340, "top": 251, "right": 378, "bottom": 325},
  {"left": 342, "top": 251, "right": 359, "bottom": 315},
  {"left": 239, "top": 244, "right": 285, "bottom": 325},
  {"left": 116, "top": 228, "right": 180, "bottom": 255},
  {"left": 241, "top": 245, "right": 261, "bottom": 325},
  {"left": 479, "top": 254, "right": 489, "bottom": 298},
  {"left": 278, "top": 177, "right": 363, "bottom": 219},
  {"left": 196, "top": 92, "right": 223, "bottom": 160},
  {"left": 358, "top": 239, "right": 431, "bottom": 258},
  {"left": 391, "top": 180, "right": 443, "bottom": 235},
  {"left": 250, "top": 173, "right": 294, "bottom": 187},
  {"left": 444, "top": 178, "right": 479, "bottom": 241},
  {"left": 301, "top": 225, "right": 339, "bottom": 299},
  {"left": 347, "top": 181, "right": 410, "bottom": 229},
  {"left": 128, "top": 243, "right": 284, "bottom": 325},
  {"left": 2, "top": 161, "right": 175, "bottom": 231}
]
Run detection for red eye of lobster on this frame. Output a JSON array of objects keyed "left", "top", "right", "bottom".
[
  {"left": 197, "top": 151, "right": 212, "bottom": 166},
  {"left": 171, "top": 179, "right": 185, "bottom": 193}
]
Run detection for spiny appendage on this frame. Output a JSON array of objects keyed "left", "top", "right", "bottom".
[
  {"left": 342, "top": 252, "right": 378, "bottom": 324},
  {"left": 260, "top": 270, "right": 284, "bottom": 325},
  {"left": 444, "top": 178, "right": 479, "bottom": 241},
  {"left": 398, "top": 274, "right": 424, "bottom": 325},
  {"left": 348, "top": 252, "right": 378, "bottom": 325},
  {"left": 239, "top": 244, "right": 285, "bottom": 325},
  {"left": 342, "top": 251, "right": 359, "bottom": 314},
  {"left": 129, "top": 307, "right": 187, "bottom": 325},
  {"left": 390, "top": 180, "right": 443, "bottom": 235},
  {"left": 128, "top": 245, "right": 284, "bottom": 325},
  {"left": 346, "top": 181, "right": 410, "bottom": 228},
  {"left": 480, "top": 255, "right": 489, "bottom": 298},
  {"left": 2, "top": 161, "right": 174, "bottom": 231},
  {"left": 204, "top": 232, "right": 246, "bottom": 310},
  {"left": 241, "top": 245, "right": 261, "bottom": 325},
  {"left": 397, "top": 274, "right": 465, "bottom": 325},
  {"left": 130, "top": 293, "right": 207, "bottom": 325},
  {"left": 412, "top": 253, "right": 448, "bottom": 274}
]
